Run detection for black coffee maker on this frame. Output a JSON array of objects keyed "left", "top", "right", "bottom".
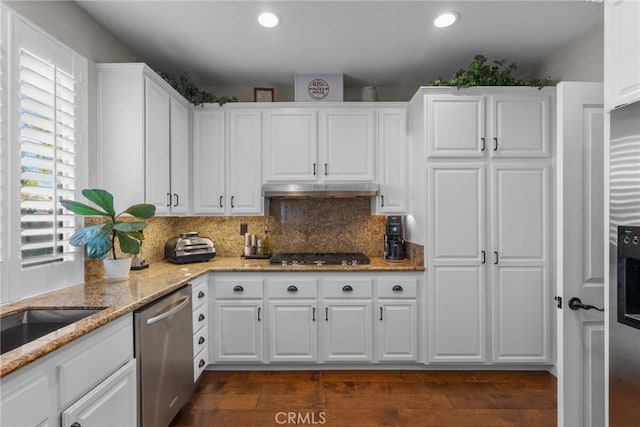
[{"left": 384, "top": 216, "right": 405, "bottom": 261}]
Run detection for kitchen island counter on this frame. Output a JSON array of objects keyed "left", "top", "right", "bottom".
[{"left": 0, "top": 257, "right": 423, "bottom": 378}]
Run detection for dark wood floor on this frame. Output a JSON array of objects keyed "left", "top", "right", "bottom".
[{"left": 173, "top": 370, "right": 556, "bottom": 427}]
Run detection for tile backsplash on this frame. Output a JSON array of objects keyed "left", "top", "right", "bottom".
[{"left": 85, "top": 198, "right": 422, "bottom": 282}]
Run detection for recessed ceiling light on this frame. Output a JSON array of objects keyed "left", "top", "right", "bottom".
[
  {"left": 434, "top": 12, "right": 459, "bottom": 28},
  {"left": 258, "top": 12, "right": 281, "bottom": 28}
]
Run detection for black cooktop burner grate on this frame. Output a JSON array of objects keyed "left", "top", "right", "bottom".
[{"left": 269, "top": 252, "right": 370, "bottom": 266}]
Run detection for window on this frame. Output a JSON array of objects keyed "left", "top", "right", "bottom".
[
  {"left": 1, "top": 7, "right": 87, "bottom": 302},
  {"left": 19, "top": 48, "right": 78, "bottom": 267}
]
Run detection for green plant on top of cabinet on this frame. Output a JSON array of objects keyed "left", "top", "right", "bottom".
[
  {"left": 192, "top": 106, "right": 263, "bottom": 215},
  {"left": 97, "top": 63, "right": 190, "bottom": 215},
  {"left": 262, "top": 107, "right": 375, "bottom": 183}
]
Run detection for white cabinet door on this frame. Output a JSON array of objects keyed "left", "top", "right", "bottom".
[
  {"left": 491, "top": 163, "right": 549, "bottom": 264},
  {"left": 492, "top": 266, "right": 549, "bottom": 362},
  {"left": 169, "top": 97, "right": 190, "bottom": 214},
  {"left": 61, "top": 359, "right": 137, "bottom": 427},
  {"left": 429, "top": 266, "right": 486, "bottom": 362},
  {"left": 0, "top": 373, "right": 51, "bottom": 427},
  {"left": 263, "top": 110, "right": 318, "bottom": 182},
  {"left": 428, "top": 164, "right": 486, "bottom": 263},
  {"left": 427, "top": 95, "right": 485, "bottom": 157},
  {"left": 227, "top": 110, "right": 263, "bottom": 214},
  {"left": 605, "top": 0, "right": 640, "bottom": 109},
  {"left": 212, "top": 301, "right": 263, "bottom": 362},
  {"left": 144, "top": 77, "right": 171, "bottom": 215},
  {"left": 322, "top": 301, "right": 372, "bottom": 362},
  {"left": 377, "top": 300, "right": 417, "bottom": 362},
  {"left": 268, "top": 301, "right": 317, "bottom": 362},
  {"left": 489, "top": 95, "right": 550, "bottom": 158},
  {"left": 319, "top": 109, "right": 375, "bottom": 182},
  {"left": 377, "top": 109, "right": 407, "bottom": 213},
  {"left": 192, "top": 109, "right": 226, "bottom": 214}
]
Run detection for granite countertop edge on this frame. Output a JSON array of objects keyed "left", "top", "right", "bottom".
[{"left": 0, "top": 256, "right": 424, "bottom": 378}]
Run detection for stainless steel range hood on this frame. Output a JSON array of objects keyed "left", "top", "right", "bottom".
[{"left": 262, "top": 183, "right": 379, "bottom": 199}]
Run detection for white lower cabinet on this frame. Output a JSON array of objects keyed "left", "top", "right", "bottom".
[
  {"left": 191, "top": 275, "right": 209, "bottom": 382},
  {"left": 377, "top": 278, "right": 418, "bottom": 362},
  {"left": 0, "top": 314, "right": 135, "bottom": 427},
  {"left": 323, "top": 301, "right": 372, "bottom": 362},
  {"left": 61, "top": 359, "right": 137, "bottom": 427},
  {"left": 268, "top": 301, "right": 318, "bottom": 362},
  {"left": 211, "top": 276, "right": 264, "bottom": 362},
  {"left": 267, "top": 278, "right": 318, "bottom": 362}
]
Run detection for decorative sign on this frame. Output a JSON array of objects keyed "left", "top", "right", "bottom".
[
  {"left": 307, "top": 79, "right": 330, "bottom": 100},
  {"left": 295, "top": 74, "right": 343, "bottom": 102}
]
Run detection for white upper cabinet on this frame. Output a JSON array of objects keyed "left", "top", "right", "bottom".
[
  {"left": 376, "top": 109, "right": 408, "bottom": 214},
  {"left": 605, "top": 0, "right": 640, "bottom": 109},
  {"left": 262, "top": 106, "right": 376, "bottom": 183},
  {"left": 192, "top": 110, "right": 225, "bottom": 214},
  {"left": 262, "top": 110, "right": 318, "bottom": 182},
  {"left": 425, "top": 89, "right": 552, "bottom": 158},
  {"left": 97, "top": 64, "right": 191, "bottom": 214},
  {"left": 192, "top": 107, "right": 263, "bottom": 215},
  {"left": 319, "top": 109, "right": 375, "bottom": 182},
  {"left": 427, "top": 95, "right": 485, "bottom": 157},
  {"left": 227, "top": 110, "right": 263, "bottom": 214},
  {"left": 489, "top": 95, "right": 550, "bottom": 158}
]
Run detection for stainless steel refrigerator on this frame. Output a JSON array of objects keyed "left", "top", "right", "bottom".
[{"left": 609, "top": 100, "right": 640, "bottom": 427}]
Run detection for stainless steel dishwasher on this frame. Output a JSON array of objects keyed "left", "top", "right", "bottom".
[{"left": 134, "top": 285, "right": 193, "bottom": 427}]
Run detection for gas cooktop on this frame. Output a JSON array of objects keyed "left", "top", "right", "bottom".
[{"left": 270, "top": 252, "right": 370, "bottom": 266}]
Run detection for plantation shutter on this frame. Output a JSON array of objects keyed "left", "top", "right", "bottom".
[{"left": 19, "top": 48, "right": 78, "bottom": 267}]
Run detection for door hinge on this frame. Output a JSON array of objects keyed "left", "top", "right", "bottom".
[{"left": 554, "top": 296, "right": 562, "bottom": 309}]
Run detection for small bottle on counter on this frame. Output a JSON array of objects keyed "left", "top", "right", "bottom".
[
  {"left": 256, "top": 239, "right": 264, "bottom": 255},
  {"left": 262, "top": 229, "right": 271, "bottom": 255}
]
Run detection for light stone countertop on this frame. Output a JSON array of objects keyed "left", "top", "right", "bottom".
[{"left": 0, "top": 256, "right": 423, "bottom": 378}]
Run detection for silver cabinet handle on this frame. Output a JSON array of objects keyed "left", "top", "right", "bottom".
[
  {"left": 231, "top": 196, "right": 235, "bottom": 208},
  {"left": 257, "top": 307, "right": 261, "bottom": 322},
  {"left": 219, "top": 195, "right": 223, "bottom": 208},
  {"left": 381, "top": 195, "right": 385, "bottom": 207},
  {"left": 324, "top": 163, "right": 328, "bottom": 176},
  {"left": 493, "top": 251, "right": 499, "bottom": 265},
  {"left": 173, "top": 193, "right": 179, "bottom": 207},
  {"left": 493, "top": 137, "right": 498, "bottom": 151},
  {"left": 166, "top": 192, "right": 172, "bottom": 207},
  {"left": 481, "top": 250, "right": 486, "bottom": 264},
  {"left": 480, "top": 137, "right": 486, "bottom": 151},
  {"left": 313, "top": 163, "right": 317, "bottom": 176},
  {"left": 379, "top": 307, "right": 383, "bottom": 321},
  {"left": 312, "top": 307, "right": 316, "bottom": 322},
  {"left": 325, "top": 307, "right": 329, "bottom": 321},
  {"left": 146, "top": 295, "right": 190, "bottom": 325}
]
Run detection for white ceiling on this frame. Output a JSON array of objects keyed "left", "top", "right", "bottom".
[{"left": 76, "top": 1, "right": 604, "bottom": 87}]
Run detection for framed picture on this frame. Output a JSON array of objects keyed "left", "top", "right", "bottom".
[{"left": 254, "top": 87, "right": 274, "bottom": 102}]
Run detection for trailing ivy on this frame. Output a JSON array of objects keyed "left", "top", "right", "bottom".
[
  {"left": 157, "top": 70, "right": 238, "bottom": 106},
  {"left": 428, "top": 55, "right": 554, "bottom": 89}
]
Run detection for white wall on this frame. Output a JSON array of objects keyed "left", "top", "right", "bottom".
[
  {"left": 4, "top": 1, "right": 138, "bottom": 186},
  {"left": 529, "top": 23, "right": 604, "bottom": 83}
]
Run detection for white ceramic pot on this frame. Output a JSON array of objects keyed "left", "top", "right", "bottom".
[{"left": 103, "top": 256, "right": 132, "bottom": 281}]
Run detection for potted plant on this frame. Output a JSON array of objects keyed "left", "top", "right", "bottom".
[{"left": 61, "top": 189, "right": 156, "bottom": 281}]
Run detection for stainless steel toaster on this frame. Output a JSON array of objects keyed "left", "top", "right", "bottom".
[{"left": 165, "top": 232, "right": 216, "bottom": 264}]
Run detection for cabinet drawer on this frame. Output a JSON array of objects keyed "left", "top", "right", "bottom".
[
  {"left": 193, "top": 324, "right": 208, "bottom": 357},
  {"left": 268, "top": 279, "right": 317, "bottom": 298},
  {"left": 192, "top": 303, "right": 208, "bottom": 333},
  {"left": 324, "top": 279, "right": 372, "bottom": 298},
  {"left": 58, "top": 315, "right": 133, "bottom": 407},
  {"left": 215, "top": 279, "right": 263, "bottom": 299},
  {"left": 193, "top": 347, "right": 209, "bottom": 382},
  {"left": 192, "top": 278, "right": 209, "bottom": 309},
  {"left": 377, "top": 278, "right": 417, "bottom": 298}
]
